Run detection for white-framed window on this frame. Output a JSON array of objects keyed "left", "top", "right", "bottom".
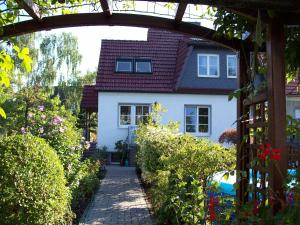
[
  {"left": 185, "top": 105, "right": 211, "bottom": 136},
  {"left": 227, "top": 55, "right": 237, "bottom": 78},
  {"left": 197, "top": 54, "right": 219, "bottom": 77},
  {"left": 116, "top": 59, "right": 133, "bottom": 73},
  {"left": 119, "top": 104, "right": 150, "bottom": 128},
  {"left": 119, "top": 105, "right": 132, "bottom": 126}
]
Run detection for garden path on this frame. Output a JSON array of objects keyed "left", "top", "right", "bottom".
[{"left": 80, "top": 166, "right": 154, "bottom": 225}]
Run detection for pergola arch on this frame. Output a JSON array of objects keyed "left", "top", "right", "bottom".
[
  {"left": 2, "top": 13, "right": 247, "bottom": 51},
  {"left": 2, "top": 0, "right": 300, "bottom": 218}
]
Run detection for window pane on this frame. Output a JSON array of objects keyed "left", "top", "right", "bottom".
[
  {"left": 228, "top": 57, "right": 236, "bottom": 67},
  {"left": 199, "top": 116, "right": 208, "bottom": 124},
  {"left": 199, "top": 125, "right": 208, "bottom": 133},
  {"left": 143, "top": 106, "right": 149, "bottom": 115},
  {"left": 209, "top": 66, "right": 218, "bottom": 76},
  {"left": 198, "top": 107, "right": 208, "bottom": 115},
  {"left": 228, "top": 68, "right": 237, "bottom": 77},
  {"left": 186, "top": 125, "right": 196, "bottom": 133},
  {"left": 120, "top": 106, "right": 131, "bottom": 115},
  {"left": 295, "top": 109, "right": 300, "bottom": 119},
  {"left": 116, "top": 60, "right": 132, "bottom": 72},
  {"left": 136, "top": 61, "right": 152, "bottom": 73},
  {"left": 120, "top": 115, "right": 131, "bottom": 125},
  {"left": 209, "top": 56, "right": 218, "bottom": 66},
  {"left": 198, "top": 56, "right": 207, "bottom": 66},
  {"left": 136, "top": 106, "right": 143, "bottom": 115},
  {"left": 186, "top": 106, "right": 197, "bottom": 116},
  {"left": 186, "top": 116, "right": 196, "bottom": 125},
  {"left": 199, "top": 66, "right": 207, "bottom": 75}
]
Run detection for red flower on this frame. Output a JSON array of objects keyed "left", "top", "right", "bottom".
[
  {"left": 259, "top": 143, "right": 271, "bottom": 160},
  {"left": 259, "top": 144, "right": 281, "bottom": 161},
  {"left": 208, "top": 196, "right": 218, "bottom": 222},
  {"left": 271, "top": 148, "right": 281, "bottom": 161}
]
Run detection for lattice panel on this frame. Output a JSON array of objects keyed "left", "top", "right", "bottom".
[{"left": 242, "top": 91, "right": 269, "bottom": 206}]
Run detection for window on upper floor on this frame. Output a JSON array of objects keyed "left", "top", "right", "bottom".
[
  {"left": 119, "top": 104, "right": 150, "bottom": 128},
  {"left": 115, "top": 58, "right": 152, "bottom": 74},
  {"left": 116, "top": 59, "right": 133, "bottom": 73},
  {"left": 227, "top": 55, "right": 237, "bottom": 78},
  {"left": 135, "top": 59, "right": 152, "bottom": 73},
  {"left": 197, "top": 54, "right": 219, "bottom": 78},
  {"left": 185, "top": 105, "right": 211, "bottom": 136}
]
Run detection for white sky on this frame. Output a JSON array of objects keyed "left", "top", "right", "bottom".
[
  {"left": 34, "top": 3, "right": 214, "bottom": 75},
  {"left": 44, "top": 26, "right": 148, "bottom": 73}
]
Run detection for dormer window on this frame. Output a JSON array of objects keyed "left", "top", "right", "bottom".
[
  {"left": 135, "top": 59, "right": 152, "bottom": 73},
  {"left": 116, "top": 59, "right": 133, "bottom": 73},
  {"left": 197, "top": 54, "right": 219, "bottom": 78},
  {"left": 227, "top": 55, "right": 237, "bottom": 78}
]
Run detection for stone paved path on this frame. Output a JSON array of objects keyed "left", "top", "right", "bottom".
[{"left": 80, "top": 166, "right": 154, "bottom": 225}]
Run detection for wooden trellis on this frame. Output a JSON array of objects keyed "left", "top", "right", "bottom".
[{"left": 2, "top": 0, "right": 300, "bottom": 217}]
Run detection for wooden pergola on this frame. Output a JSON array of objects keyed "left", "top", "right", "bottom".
[{"left": 3, "top": 0, "right": 300, "bottom": 215}]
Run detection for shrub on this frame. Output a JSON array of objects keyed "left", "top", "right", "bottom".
[
  {"left": 70, "top": 159, "right": 100, "bottom": 222},
  {"left": 0, "top": 134, "right": 69, "bottom": 225},
  {"left": 136, "top": 104, "right": 236, "bottom": 224}
]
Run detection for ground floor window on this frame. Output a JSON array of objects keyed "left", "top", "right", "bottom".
[
  {"left": 119, "top": 104, "right": 150, "bottom": 127},
  {"left": 185, "top": 105, "right": 211, "bottom": 136}
]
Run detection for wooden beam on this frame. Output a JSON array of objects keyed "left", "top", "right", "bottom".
[
  {"left": 0, "top": 13, "right": 251, "bottom": 50},
  {"left": 100, "top": 0, "right": 112, "bottom": 17},
  {"left": 174, "top": 3, "right": 187, "bottom": 24},
  {"left": 266, "top": 18, "right": 287, "bottom": 214},
  {"left": 15, "top": 0, "right": 41, "bottom": 21},
  {"left": 236, "top": 48, "right": 250, "bottom": 208}
]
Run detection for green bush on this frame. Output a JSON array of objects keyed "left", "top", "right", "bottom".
[
  {"left": 70, "top": 159, "right": 100, "bottom": 221},
  {"left": 136, "top": 105, "right": 236, "bottom": 224},
  {"left": 0, "top": 134, "right": 69, "bottom": 225}
]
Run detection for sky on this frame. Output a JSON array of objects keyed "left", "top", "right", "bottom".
[{"left": 44, "top": 26, "right": 148, "bottom": 74}]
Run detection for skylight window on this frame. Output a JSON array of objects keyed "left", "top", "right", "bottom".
[
  {"left": 115, "top": 58, "right": 152, "bottom": 74},
  {"left": 116, "top": 59, "right": 133, "bottom": 73},
  {"left": 135, "top": 59, "right": 152, "bottom": 73}
]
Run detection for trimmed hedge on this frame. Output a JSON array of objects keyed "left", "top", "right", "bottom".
[{"left": 0, "top": 134, "right": 69, "bottom": 225}]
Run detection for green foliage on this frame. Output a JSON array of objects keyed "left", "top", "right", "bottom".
[
  {"left": 70, "top": 159, "right": 100, "bottom": 219},
  {"left": 136, "top": 104, "right": 236, "bottom": 224},
  {"left": 0, "top": 134, "right": 69, "bottom": 225},
  {"left": 0, "top": 88, "right": 86, "bottom": 182},
  {"left": 287, "top": 115, "right": 300, "bottom": 140}
]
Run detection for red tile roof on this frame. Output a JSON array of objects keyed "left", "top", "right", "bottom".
[
  {"left": 95, "top": 29, "right": 190, "bottom": 92},
  {"left": 81, "top": 85, "right": 98, "bottom": 112}
]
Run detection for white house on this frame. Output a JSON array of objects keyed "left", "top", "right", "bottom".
[{"left": 81, "top": 29, "right": 238, "bottom": 163}]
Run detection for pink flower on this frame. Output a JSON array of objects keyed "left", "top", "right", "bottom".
[
  {"left": 38, "top": 105, "right": 44, "bottom": 111},
  {"left": 38, "top": 127, "right": 44, "bottom": 134},
  {"left": 52, "top": 116, "right": 63, "bottom": 125},
  {"left": 28, "top": 112, "right": 33, "bottom": 118},
  {"left": 20, "top": 127, "right": 26, "bottom": 134},
  {"left": 59, "top": 127, "right": 65, "bottom": 133},
  {"left": 41, "top": 114, "right": 46, "bottom": 119}
]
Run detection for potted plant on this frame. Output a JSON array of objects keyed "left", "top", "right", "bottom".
[{"left": 115, "top": 140, "right": 129, "bottom": 166}]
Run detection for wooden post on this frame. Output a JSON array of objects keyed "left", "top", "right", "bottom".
[
  {"left": 237, "top": 48, "right": 250, "bottom": 207},
  {"left": 266, "top": 18, "right": 287, "bottom": 213}
]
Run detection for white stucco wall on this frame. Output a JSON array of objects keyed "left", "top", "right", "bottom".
[{"left": 97, "top": 92, "right": 237, "bottom": 151}]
